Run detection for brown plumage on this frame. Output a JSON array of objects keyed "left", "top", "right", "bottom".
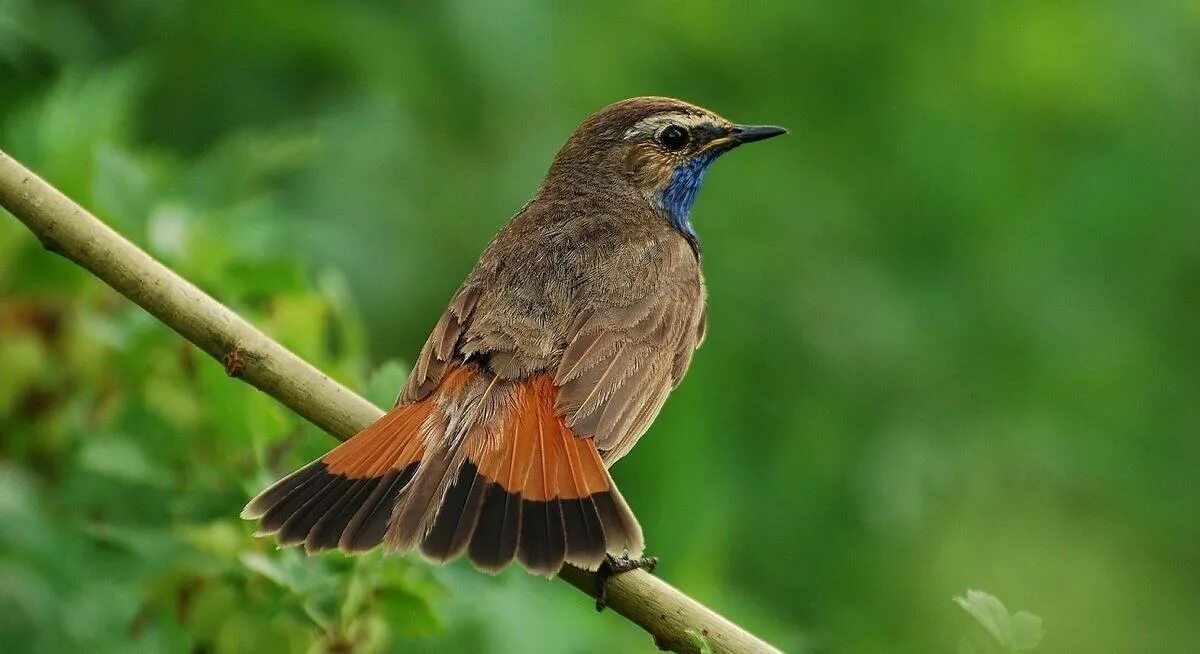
[{"left": 242, "top": 96, "right": 785, "bottom": 575}]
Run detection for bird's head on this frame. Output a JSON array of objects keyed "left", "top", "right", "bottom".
[{"left": 544, "top": 97, "right": 786, "bottom": 240}]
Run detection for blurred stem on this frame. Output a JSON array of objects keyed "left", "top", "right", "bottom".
[{"left": 0, "top": 149, "right": 781, "bottom": 654}]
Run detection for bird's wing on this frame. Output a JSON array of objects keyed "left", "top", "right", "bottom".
[
  {"left": 553, "top": 275, "right": 705, "bottom": 465},
  {"left": 397, "top": 228, "right": 705, "bottom": 466},
  {"left": 398, "top": 284, "right": 481, "bottom": 404}
]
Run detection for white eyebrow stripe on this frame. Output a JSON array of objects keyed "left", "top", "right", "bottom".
[{"left": 622, "top": 112, "right": 714, "bottom": 140}]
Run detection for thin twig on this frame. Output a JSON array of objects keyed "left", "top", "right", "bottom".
[{"left": 0, "top": 149, "right": 782, "bottom": 654}]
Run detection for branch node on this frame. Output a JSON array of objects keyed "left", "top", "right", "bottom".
[
  {"left": 39, "top": 235, "right": 61, "bottom": 253},
  {"left": 223, "top": 346, "right": 248, "bottom": 378}
]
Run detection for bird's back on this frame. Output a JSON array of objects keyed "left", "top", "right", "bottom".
[{"left": 448, "top": 196, "right": 706, "bottom": 390}]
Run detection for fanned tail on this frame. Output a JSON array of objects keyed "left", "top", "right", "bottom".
[
  {"left": 241, "top": 365, "right": 642, "bottom": 575},
  {"left": 240, "top": 397, "right": 431, "bottom": 553}
]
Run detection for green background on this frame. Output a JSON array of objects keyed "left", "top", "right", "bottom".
[{"left": 1, "top": 1, "right": 1197, "bottom": 652}]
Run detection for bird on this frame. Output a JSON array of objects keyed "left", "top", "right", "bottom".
[{"left": 241, "top": 96, "right": 785, "bottom": 603}]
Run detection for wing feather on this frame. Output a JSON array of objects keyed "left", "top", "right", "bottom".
[{"left": 554, "top": 280, "right": 703, "bottom": 465}]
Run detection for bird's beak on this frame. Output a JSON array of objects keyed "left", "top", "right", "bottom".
[
  {"left": 730, "top": 124, "right": 788, "bottom": 144},
  {"left": 704, "top": 124, "right": 788, "bottom": 153}
]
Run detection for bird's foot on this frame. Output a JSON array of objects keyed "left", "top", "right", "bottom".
[{"left": 594, "top": 553, "right": 658, "bottom": 612}]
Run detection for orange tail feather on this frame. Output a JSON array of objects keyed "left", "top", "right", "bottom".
[{"left": 242, "top": 365, "right": 642, "bottom": 575}]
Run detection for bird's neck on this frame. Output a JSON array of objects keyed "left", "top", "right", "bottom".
[
  {"left": 537, "top": 151, "right": 716, "bottom": 257},
  {"left": 657, "top": 151, "right": 719, "bottom": 242}
]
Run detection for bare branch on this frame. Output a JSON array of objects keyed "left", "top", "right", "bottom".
[{"left": 0, "top": 149, "right": 782, "bottom": 654}]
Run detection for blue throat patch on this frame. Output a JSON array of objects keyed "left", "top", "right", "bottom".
[{"left": 659, "top": 151, "right": 720, "bottom": 242}]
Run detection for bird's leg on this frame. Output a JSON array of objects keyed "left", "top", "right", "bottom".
[{"left": 594, "top": 553, "right": 659, "bottom": 612}]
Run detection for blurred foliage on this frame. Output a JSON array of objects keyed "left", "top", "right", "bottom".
[
  {"left": 1, "top": 0, "right": 1197, "bottom": 652},
  {"left": 0, "top": 68, "right": 449, "bottom": 651}
]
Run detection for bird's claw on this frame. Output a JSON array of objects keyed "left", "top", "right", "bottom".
[{"left": 594, "top": 554, "right": 658, "bottom": 612}]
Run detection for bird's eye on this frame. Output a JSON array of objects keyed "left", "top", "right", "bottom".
[{"left": 657, "top": 124, "right": 690, "bottom": 152}]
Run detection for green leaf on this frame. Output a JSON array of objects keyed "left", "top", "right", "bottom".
[
  {"left": 241, "top": 550, "right": 333, "bottom": 597},
  {"left": 240, "top": 552, "right": 291, "bottom": 588},
  {"left": 955, "top": 589, "right": 1044, "bottom": 652},
  {"left": 686, "top": 629, "right": 713, "bottom": 654},
  {"left": 76, "top": 436, "right": 171, "bottom": 487},
  {"left": 5, "top": 64, "right": 143, "bottom": 198},
  {"left": 377, "top": 588, "right": 441, "bottom": 637},
  {"left": 264, "top": 293, "right": 330, "bottom": 363},
  {"left": 340, "top": 566, "right": 371, "bottom": 626},
  {"left": 1008, "top": 611, "right": 1046, "bottom": 651},
  {"left": 180, "top": 579, "right": 239, "bottom": 641},
  {"left": 92, "top": 145, "right": 159, "bottom": 233}
]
